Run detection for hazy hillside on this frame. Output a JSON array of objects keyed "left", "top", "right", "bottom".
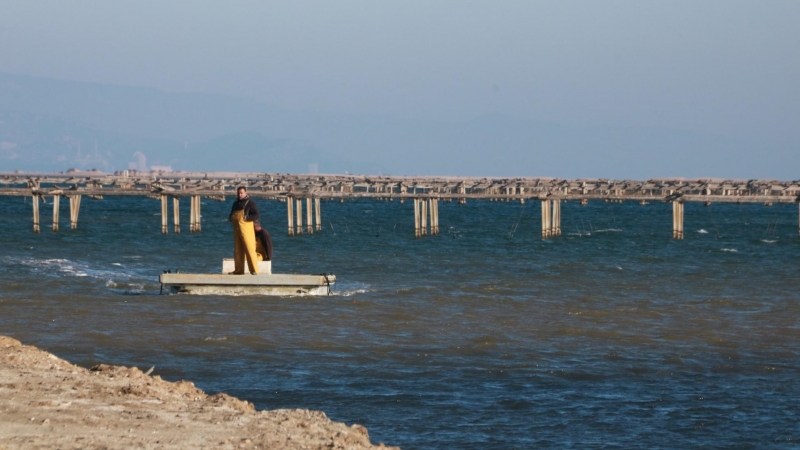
[
  {"left": 1, "top": 71, "right": 793, "bottom": 178},
  {"left": 0, "top": 72, "right": 371, "bottom": 174}
]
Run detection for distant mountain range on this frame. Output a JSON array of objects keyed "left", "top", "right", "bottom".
[{"left": 1, "top": 71, "right": 795, "bottom": 179}]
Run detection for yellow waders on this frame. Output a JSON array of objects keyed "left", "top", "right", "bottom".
[{"left": 231, "top": 210, "right": 259, "bottom": 274}]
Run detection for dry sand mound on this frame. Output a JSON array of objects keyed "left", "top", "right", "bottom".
[{"left": 0, "top": 335, "right": 398, "bottom": 449}]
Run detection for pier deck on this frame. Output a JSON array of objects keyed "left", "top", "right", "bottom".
[{"left": 3, "top": 171, "right": 799, "bottom": 239}]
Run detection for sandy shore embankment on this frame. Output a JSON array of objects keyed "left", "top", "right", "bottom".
[{"left": 0, "top": 336, "right": 398, "bottom": 449}]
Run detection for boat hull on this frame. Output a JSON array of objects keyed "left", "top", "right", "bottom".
[{"left": 159, "top": 273, "right": 335, "bottom": 296}]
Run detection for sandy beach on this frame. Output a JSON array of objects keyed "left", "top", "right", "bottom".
[{"left": 0, "top": 335, "right": 397, "bottom": 449}]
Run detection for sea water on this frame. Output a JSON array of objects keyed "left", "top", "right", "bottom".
[{"left": 1, "top": 195, "right": 798, "bottom": 448}]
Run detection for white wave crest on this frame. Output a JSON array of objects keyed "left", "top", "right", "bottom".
[
  {"left": 334, "top": 288, "right": 370, "bottom": 297},
  {"left": 15, "top": 256, "right": 141, "bottom": 284}
]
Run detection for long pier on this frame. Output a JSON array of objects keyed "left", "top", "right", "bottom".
[{"left": 2, "top": 171, "right": 799, "bottom": 239}]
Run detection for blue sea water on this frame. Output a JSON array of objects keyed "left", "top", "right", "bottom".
[{"left": 1, "top": 195, "right": 799, "bottom": 448}]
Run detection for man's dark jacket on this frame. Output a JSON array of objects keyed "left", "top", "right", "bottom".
[{"left": 229, "top": 196, "right": 260, "bottom": 222}]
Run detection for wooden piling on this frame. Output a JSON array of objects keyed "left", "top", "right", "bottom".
[
  {"left": 414, "top": 198, "right": 421, "bottom": 238},
  {"left": 436, "top": 198, "right": 440, "bottom": 234},
  {"left": 173, "top": 197, "right": 180, "bottom": 233},
  {"left": 673, "top": 201, "right": 684, "bottom": 239},
  {"left": 195, "top": 196, "right": 201, "bottom": 232},
  {"left": 541, "top": 200, "right": 551, "bottom": 239},
  {"left": 52, "top": 194, "right": 60, "bottom": 232},
  {"left": 161, "top": 194, "right": 168, "bottom": 234},
  {"left": 287, "top": 197, "right": 294, "bottom": 237},
  {"left": 558, "top": 200, "right": 562, "bottom": 235},
  {"left": 672, "top": 201, "right": 676, "bottom": 239},
  {"left": 69, "top": 195, "right": 81, "bottom": 230},
  {"left": 421, "top": 198, "right": 428, "bottom": 236},
  {"left": 295, "top": 198, "right": 303, "bottom": 235},
  {"left": 315, "top": 197, "right": 321, "bottom": 231},
  {"left": 191, "top": 196, "right": 199, "bottom": 232},
  {"left": 428, "top": 199, "right": 434, "bottom": 235},
  {"left": 553, "top": 200, "right": 561, "bottom": 236},
  {"left": 541, "top": 200, "right": 545, "bottom": 238},
  {"left": 306, "top": 197, "right": 313, "bottom": 234},
  {"left": 189, "top": 196, "right": 196, "bottom": 232},
  {"left": 32, "top": 194, "right": 40, "bottom": 233},
  {"left": 431, "top": 198, "right": 439, "bottom": 235}
]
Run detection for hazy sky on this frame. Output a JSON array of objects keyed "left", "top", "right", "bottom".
[{"left": 2, "top": 1, "right": 799, "bottom": 157}]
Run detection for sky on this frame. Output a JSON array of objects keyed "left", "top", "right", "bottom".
[{"left": 1, "top": 1, "right": 799, "bottom": 177}]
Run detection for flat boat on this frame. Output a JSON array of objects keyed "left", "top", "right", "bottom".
[{"left": 159, "top": 259, "right": 335, "bottom": 296}]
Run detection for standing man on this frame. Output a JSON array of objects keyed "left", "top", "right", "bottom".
[{"left": 229, "top": 186, "right": 260, "bottom": 274}]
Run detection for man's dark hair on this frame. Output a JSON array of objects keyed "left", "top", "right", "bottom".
[{"left": 237, "top": 186, "right": 247, "bottom": 193}]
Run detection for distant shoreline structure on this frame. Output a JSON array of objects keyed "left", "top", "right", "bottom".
[
  {"left": 2, "top": 168, "right": 799, "bottom": 208},
  {"left": 3, "top": 167, "right": 799, "bottom": 185},
  {"left": 2, "top": 169, "right": 798, "bottom": 239}
]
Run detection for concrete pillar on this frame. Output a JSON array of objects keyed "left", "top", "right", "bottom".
[
  {"left": 52, "top": 195, "right": 60, "bottom": 232},
  {"left": 173, "top": 197, "right": 180, "bottom": 233}
]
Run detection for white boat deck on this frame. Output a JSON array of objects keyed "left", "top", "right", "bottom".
[{"left": 159, "top": 260, "right": 335, "bottom": 296}]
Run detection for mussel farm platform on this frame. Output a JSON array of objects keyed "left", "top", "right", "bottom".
[{"left": 2, "top": 170, "right": 799, "bottom": 239}]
